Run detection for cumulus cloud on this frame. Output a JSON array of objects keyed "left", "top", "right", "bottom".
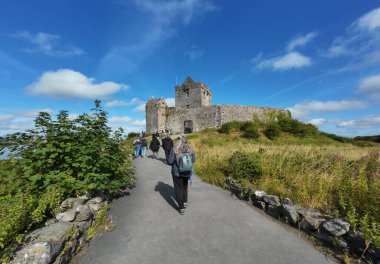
[
  {"left": 27, "top": 69, "right": 126, "bottom": 99},
  {"left": 357, "top": 73, "right": 380, "bottom": 99},
  {"left": 134, "top": 103, "right": 146, "bottom": 112},
  {"left": 165, "top": 98, "right": 175, "bottom": 107},
  {"left": 106, "top": 98, "right": 141, "bottom": 107},
  {"left": 287, "top": 32, "right": 318, "bottom": 51},
  {"left": 109, "top": 116, "right": 132, "bottom": 123},
  {"left": 289, "top": 100, "right": 367, "bottom": 118},
  {"left": 133, "top": 119, "right": 146, "bottom": 126},
  {"left": 12, "top": 31, "right": 84, "bottom": 58},
  {"left": 257, "top": 52, "right": 311, "bottom": 71},
  {"left": 0, "top": 108, "right": 54, "bottom": 134},
  {"left": 307, "top": 118, "right": 326, "bottom": 126},
  {"left": 338, "top": 113, "right": 380, "bottom": 128}
]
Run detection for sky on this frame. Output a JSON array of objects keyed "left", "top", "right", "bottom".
[{"left": 1, "top": 0, "right": 380, "bottom": 137}]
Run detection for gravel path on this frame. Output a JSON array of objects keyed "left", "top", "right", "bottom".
[{"left": 77, "top": 149, "right": 335, "bottom": 264}]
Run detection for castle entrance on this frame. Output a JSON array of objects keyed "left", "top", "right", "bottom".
[{"left": 184, "top": 120, "right": 193, "bottom": 134}]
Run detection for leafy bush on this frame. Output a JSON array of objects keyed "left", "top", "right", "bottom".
[
  {"left": 0, "top": 100, "right": 134, "bottom": 260},
  {"left": 225, "top": 151, "right": 262, "bottom": 181},
  {"left": 241, "top": 122, "right": 259, "bottom": 139},
  {"left": 278, "top": 115, "right": 318, "bottom": 137},
  {"left": 264, "top": 123, "right": 281, "bottom": 140},
  {"left": 127, "top": 132, "right": 140, "bottom": 139},
  {"left": 218, "top": 121, "right": 245, "bottom": 134}
]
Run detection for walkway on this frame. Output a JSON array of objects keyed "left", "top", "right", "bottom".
[{"left": 77, "top": 150, "right": 335, "bottom": 264}]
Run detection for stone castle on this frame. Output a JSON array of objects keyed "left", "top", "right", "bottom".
[{"left": 145, "top": 77, "right": 289, "bottom": 134}]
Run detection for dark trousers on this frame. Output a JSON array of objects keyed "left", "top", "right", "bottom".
[
  {"left": 164, "top": 150, "right": 170, "bottom": 163},
  {"left": 173, "top": 176, "right": 189, "bottom": 209}
]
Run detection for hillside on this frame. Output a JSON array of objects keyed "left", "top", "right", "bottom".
[{"left": 183, "top": 123, "right": 379, "bottom": 259}]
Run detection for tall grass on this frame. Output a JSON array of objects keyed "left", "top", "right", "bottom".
[{"left": 188, "top": 129, "right": 380, "bottom": 245}]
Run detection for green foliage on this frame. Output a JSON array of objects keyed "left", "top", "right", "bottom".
[
  {"left": 225, "top": 151, "right": 262, "bottom": 181},
  {"left": 218, "top": 121, "right": 245, "bottom": 134},
  {"left": 264, "top": 123, "right": 281, "bottom": 140},
  {"left": 242, "top": 122, "right": 260, "bottom": 139},
  {"left": 277, "top": 114, "right": 318, "bottom": 137},
  {"left": 0, "top": 101, "right": 134, "bottom": 260},
  {"left": 127, "top": 132, "right": 140, "bottom": 139}
]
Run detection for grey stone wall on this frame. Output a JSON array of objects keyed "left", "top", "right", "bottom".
[
  {"left": 166, "top": 106, "right": 220, "bottom": 133},
  {"left": 146, "top": 97, "right": 167, "bottom": 133},
  {"left": 219, "top": 105, "right": 290, "bottom": 124}
]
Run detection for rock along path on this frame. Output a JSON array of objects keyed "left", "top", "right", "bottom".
[{"left": 77, "top": 150, "right": 336, "bottom": 264}]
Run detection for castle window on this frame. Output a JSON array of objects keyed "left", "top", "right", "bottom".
[
  {"left": 186, "top": 105, "right": 190, "bottom": 109},
  {"left": 185, "top": 89, "right": 190, "bottom": 97}
]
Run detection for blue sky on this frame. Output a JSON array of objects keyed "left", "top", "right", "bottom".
[{"left": 1, "top": 0, "right": 380, "bottom": 136}]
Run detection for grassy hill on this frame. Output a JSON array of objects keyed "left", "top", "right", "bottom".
[{"left": 184, "top": 122, "right": 379, "bottom": 248}]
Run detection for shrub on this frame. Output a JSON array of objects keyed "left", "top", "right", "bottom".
[
  {"left": 242, "top": 123, "right": 259, "bottom": 139},
  {"left": 218, "top": 121, "right": 244, "bottom": 134},
  {"left": 225, "top": 151, "right": 262, "bottom": 181},
  {"left": 264, "top": 123, "right": 281, "bottom": 140},
  {"left": 127, "top": 132, "right": 140, "bottom": 139},
  {"left": 278, "top": 115, "right": 318, "bottom": 137}
]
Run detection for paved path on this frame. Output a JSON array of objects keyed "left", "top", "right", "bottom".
[{"left": 77, "top": 150, "right": 335, "bottom": 264}]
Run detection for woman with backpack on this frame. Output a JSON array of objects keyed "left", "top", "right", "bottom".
[
  {"left": 149, "top": 135, "right": 161, "bottom": 159},
  {"left": 167, "top": 135, "right": 195, "bottom": 215}
]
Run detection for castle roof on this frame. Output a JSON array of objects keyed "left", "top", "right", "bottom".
[{"left": 175, "top": 76, "right": 211, "bottom": 93}]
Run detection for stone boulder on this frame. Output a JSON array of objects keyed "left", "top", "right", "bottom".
[
  {"left": 56, "top": 209, "right": 77, "bottom": 222},
  {"left": 25, "top": 222, "right": 76, "bottom": 244},
  {"left": 262, "top": 194, "right": 280, "bottom": 206},
  {"left": 74, "top": 205, "right": 92, "bottom": 222},
  {"left": 299, "top": 216, "right": 325, "bottom": 232},
  {"left": 313, "top": 232, "right": 348, "bottom": 250},
  {"left": 322, "top": 218, "right": 350, "bottom": 237},
  {"left": 254, "top": 190, "right": 266, "bottom": 201},
  {"left": 279, "top": 198, "right": 299, "bottom": 224},
  {"left": 59, "top": 197, "right": 88, "bottom": 212},
  {"left": 10, "top": 242, "right": 62, "bottom": 264},
  {"left": 266, "top": 205, "right": 280, "bottom": 218}
]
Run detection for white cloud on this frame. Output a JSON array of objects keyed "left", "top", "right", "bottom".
[
  {"left": 307, "top": 118, "right": 326, "bottom": 126},
  {"left": 185, "top": 46, "right": 204, "bottom": 60},
  {"left": 355, "top": 7, "right": 380, "bottom": 31},
  {"left": 27, "top": 69, "right": 126, "bottom": 99},
  {"left": 327, "top": 7, "right": 380, "bottom": 60},
  {"left": 132, "top": 119, "right": 146, "bottom": 126},
  {"left": 257, "top": 52, "right": 311, "bottom": 71},
  {"left": 0, "top": 108, "right": 54, "bottom": 134},
  {"left": 289, "top": 100, "right": 367, "bottom": 118},
  {"left": 357, "top": 73, "right": 380, "bottom": 99},
  {"left": 109, "top": 116, "right": 132, "bottom": 123},
  {"left": 12, "top": 31, "right": 84, "bottom": 58},
  {"left": 134, "top": 103, "right": 146, "bottom": 112},
  {"left": 106, "top": 98, "right": 141, "bottom": 107},
  {"left": 165, "top": 98, "right": 175, "bottom": 107},
  {"left": 338, "top": 113, "right": 380, "bottom": 128},
  {"left": 287, "top": 32, "right": 318, "bottom": 51}
]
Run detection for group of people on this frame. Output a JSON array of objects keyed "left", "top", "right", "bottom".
[{"left": 133, "top": 130, "right": 196, "bottom": 215}]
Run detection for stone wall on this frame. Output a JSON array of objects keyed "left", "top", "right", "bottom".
[
  {"left": 166, "top": 106, "right": 220, "bottom": 133},
  {"left": 219, "top": 105, "right": 290, "bottom": 125},
  {"left": 146, "top": 98, "right": 167, "bottom": 133},
  {"left": 9, "top": 196, "right": 106, "bottom": 264}
]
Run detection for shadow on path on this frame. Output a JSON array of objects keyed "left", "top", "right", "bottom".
[{"left": 154, "top": 181, "right": 178, "bottom": 210}]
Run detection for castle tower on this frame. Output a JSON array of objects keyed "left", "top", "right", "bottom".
[
  {"left": 175, "top": 76, "right": 212, "bottom": 109},
  {"left": 145, "top": 97, "right": 168, "bottom": 133}
]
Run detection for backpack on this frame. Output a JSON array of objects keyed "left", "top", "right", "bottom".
[
  {"left": 176, "top": 143, "right": 193, "bottom": 176},
  {"left": 177, "top": 152, "right": 193, "bottom": 176}
]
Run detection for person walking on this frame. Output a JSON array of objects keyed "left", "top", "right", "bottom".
[
  {"left": 133, "top": 138, "right": 141, "bottom": 158},
  {"left": 162, "top": 133, "right": 173, "bottom": 163},
  {"left": 167, "top": 135, "right": 195, "bottom": 215},
  {"left": 149, "top": 136, "right": 161, "bottom": 158},
  {"left": 140, "top": 134, "right": 148, "bottom": 157}
]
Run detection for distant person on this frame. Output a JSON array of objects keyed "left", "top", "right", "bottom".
[
  {"left": 149, "top": 136, "right": 161, "bottom": 159},
  {"left": 167, "top": 135, "right": 195, "bottom": 215},
  {"left": 133, "top": 138, "right": 141, "bottom": 158},
  {"left": 140, "top": 134, "right": 148, "bottom": 157},
  {"left": 162, "top": 133, "right": 174, "bottom": 163},
  {"left": 152, "top": 129, "right": 160, "bottom": 139}
]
